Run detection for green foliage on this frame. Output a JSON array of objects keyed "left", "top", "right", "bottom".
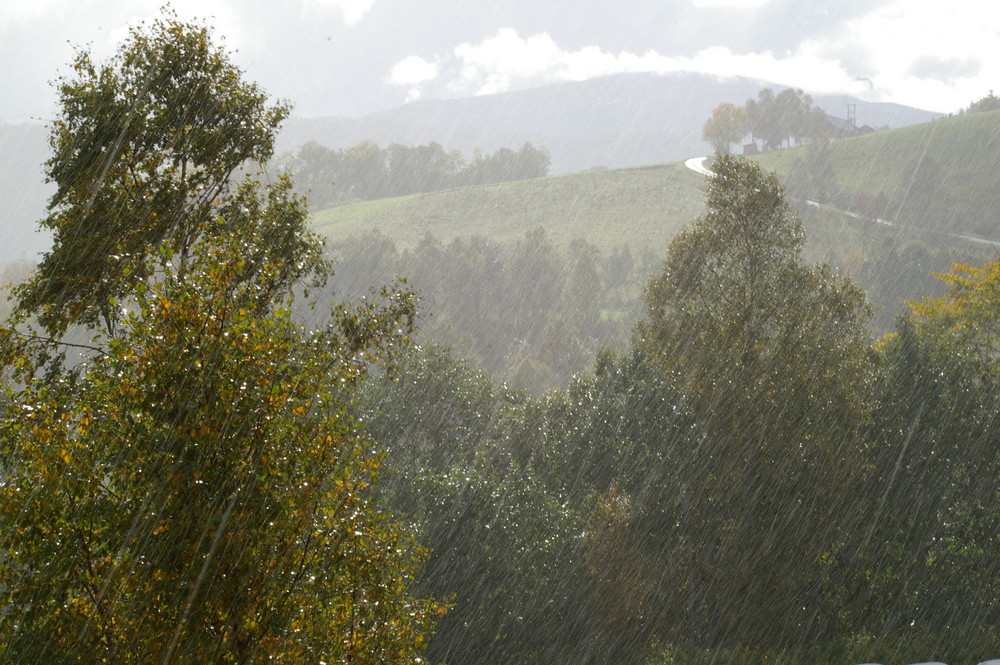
[
  {"left": 0, "top": 261, "right": 33, "bottom": 326},
  {"left": 638, "top": 155, "right": 872, "bottom": 382},
  {"left": 361, "top": 345, "right": 692, "bottom": 665},
  {"left": 909, "top": 259, "right": 1000, "bottom": 360},
  {"left": 635, "top": 155, "right": 875, "bottom": 649},
  {"left": 15, "top": 9, "right": 298, "bottom": 338},
  {"left": 360, "top": 345, "right": 589, "bottom": 665},
  {"left": 744, "top": 88, "right": 826, "bottom": 151},
  {"left": 9, "top": 14, "right": 1000, "bottom": 662},
  {"left": 361, "top": 344, "right": 505, "bottom": 474},
  {"left": 463, "top": 143, "right": 551, "bottom": 186},
  {"left": 347, "top": 155, "right": 1000, "bottom": 664},
  {"left": 1, "top": 245, "right": 437, "bottom": 664},
  {"left": 851, "top": 263, "right": 1000, "bottom": 658},
  {"left": 328, "top": 229, "right": 642, "bottom": 393},
  {"left": 524, "top": 349, "right": 696, "bottom": 664},
  {"left": 854, "top": 236, "right": 971, "bottom": 332},
  {"left": 400, "top": 463, "right": 586, "bottom": 665},
  {"left": 285, "top": 140, "right": 550, "bottom": 209},
  {"left": 645, "top": 627, "right": 1000, "bottom": 665},
  {"left": 702, "top": 102, "right": 748, "bottom": 154},
  {"left": 966, "top": 89, "right": 1000, "bottom": 114},
  {"left": 0, "top": 11, "right": 441, "bottom": 663}
]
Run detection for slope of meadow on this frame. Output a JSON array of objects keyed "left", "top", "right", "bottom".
[
  {"left": 310, "top": 162, "right": 707, "bottom": 253},
  {"left": 754, "top": 109, "right": 1000, "bottom": 240},
  {"left": 307, "top": 114, "right": 999, "bottom": 354},
  {"left": 312, "top": 110, "right": 1000, "bottom": 254}
]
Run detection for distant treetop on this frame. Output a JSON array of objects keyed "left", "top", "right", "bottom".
[{"left": 966, "top": 90, "right": 1000, "bottom": 114}]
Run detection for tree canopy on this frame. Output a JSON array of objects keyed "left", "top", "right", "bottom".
[
  {"left": 743, "top": 88, "right": 828, "bottom": 150},
  {"left": 965, "top": 89, "right": 1000, "bottom": 114},
  {"left": 285, "top": 140, "right": 551, "bottom": 210},
  {"left": 0, "top": 11, "right": 442, "bottom": 664},
  {"left": 635, "top": 154, "right": 874, "bottom": 647},
  {"left": 701, "top": 102, "right": 748, "bottom": 154},
  {"left": 13, "top": 9, "right": 301, "bottom": 338}
]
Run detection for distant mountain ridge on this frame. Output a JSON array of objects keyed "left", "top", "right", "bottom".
[{"left": 277, "top": 72, "right": 941, "bottom": 173}]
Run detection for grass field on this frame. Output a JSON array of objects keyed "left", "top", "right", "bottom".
[
  {"left": 310, "top": 162, "right": 708, "bottom": 253},
  {"left": 755, "top": 109, "right": 1000, "bottom": 192},
  {"left": 753, "top": 109, "right": 1000, "bottom": 239},
  {"left": 309, "top": 109, "right": 1000, "bottom": 261}
]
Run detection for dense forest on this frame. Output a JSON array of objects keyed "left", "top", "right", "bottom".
[
  {"left": 280, "top": 140, "right": 551, "bottom": 209},
  {"left": 317, "top": 204, "right": 979, "bottom": 392},
  {"left": 3, "top": 11, "right": 1000, "bottom": 665},
  {"left": 358, "top": 155, "right": 1000, "bottom": 665}
]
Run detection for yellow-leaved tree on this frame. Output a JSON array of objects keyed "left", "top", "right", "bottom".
[{"left": 856, "top": 259, "right": 1000, "bottom": 658}]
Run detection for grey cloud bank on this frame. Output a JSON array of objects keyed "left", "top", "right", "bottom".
[{"left": 1, "top": 0, "right": 996, "bottom": 122}]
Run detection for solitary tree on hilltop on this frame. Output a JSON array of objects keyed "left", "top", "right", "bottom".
[{"left": 701, "top": 102, "right": 748, "bottom": 154}]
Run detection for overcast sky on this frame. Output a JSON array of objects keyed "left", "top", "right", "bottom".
[{"left": 0, "top": 0, "right": 995, "bottom": 122}]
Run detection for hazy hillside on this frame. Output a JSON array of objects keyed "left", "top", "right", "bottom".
[
  {"left": 310, "top": 110, "right": 1000, "bottom": 256},
  {"left": 311, "top": 115, "right": 998, "bottom": 338},
  {"left": 311, "top": 162, "right": 706, "bottom": 252},
  {"left": 278, "top": 72, "right": 940, "bottom": 174},
  {"left": 0, "top": 74, "right": 940, "bottom": 267},
  {"left": 754, "top": 109, "right": 1000, "bottom": 241}
]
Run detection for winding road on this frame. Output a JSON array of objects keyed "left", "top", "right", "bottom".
[{"left": 684, "top": 156, "right": 714, "bottom": 177}]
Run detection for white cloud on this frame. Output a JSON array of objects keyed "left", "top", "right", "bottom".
[
  {"left": 301, "top": 0, "right": 375, "bottom": 26},
  {"left": 448, "top": 29, "right": 675, "bottom": 95},
  {"left": 392, "top": 11, "right": 999, "bottom": 114},
  {"left": 804, "top": 0, "right": 1000, "bottom": 111},
  {"left": 389, "top": 56, "right": 439, "bottom": 86},
  {"left": 690, "top": 0, "right": 774, "bottom": 8},
  {"left": 422, "top": 28, "right": 869, "bottom": 100},
  {"left": 679, "top": 45, "right": 871, "bottom": 96},
  {"left": 0, "top": 0, "right": 69, "bottom": 29},
  {"left": 388, "top": 56, "right": 440, "bottom": 102}
]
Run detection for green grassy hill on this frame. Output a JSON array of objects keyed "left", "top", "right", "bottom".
[
  {"left": 310, "top": 162, "right": 707, "bottom": 253},
  {"left": 753, "top": 109, "right": 1000, "bottom": 240},
  {"left": 311, "top": 110, "right": 1000, "bottom": 254},
  {"left": 304, "top": 116, "right": 1000, "bottom": 388}
]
